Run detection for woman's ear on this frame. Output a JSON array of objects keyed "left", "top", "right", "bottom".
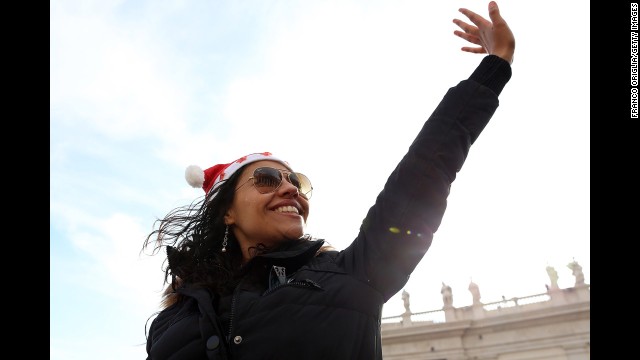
[{"left": 224, "top": 210, "right": 236, "bottom": 225}]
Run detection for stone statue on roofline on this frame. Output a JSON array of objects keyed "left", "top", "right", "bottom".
[
  {"left": 468, "top": 279, "right": 481, "bottom": 305},
  {"left": 441, "top": 282, "right": 453, "bottom": 308},
  {"left": 567, "top": 259, "right": 585, "bottom": 286},
  {"left": 401, "top": 289, "right": 411, "bottom": 314},
  {"left": 546, "top": 265, "right": 559, "bottom": 290}
]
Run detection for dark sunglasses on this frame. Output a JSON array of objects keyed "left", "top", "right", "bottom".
[{"left": 236, "top": 167, "right": 313, "bottom": 199}]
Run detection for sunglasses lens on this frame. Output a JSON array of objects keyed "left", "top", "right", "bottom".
[
  {"left": 253, "top": 168, "right": 283, "bottom": 193},
  {"left": 251, "top": 167, "right": 313, "bottom": 199},
  {"left": 292, "top": 172, "right": 313, "bottom": 199},
  {"left": 287, "top": 172, "right": 302, "bottom": 189}
]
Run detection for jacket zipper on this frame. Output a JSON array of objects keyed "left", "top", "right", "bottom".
[
  {"left": 262, "top": 278, "right": 323, "bottom": 296},
  {"left": 227, "top": 286, "right": 239, "bottom": 342}
]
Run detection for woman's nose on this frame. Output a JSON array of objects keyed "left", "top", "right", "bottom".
[{"left": 278, "top": 176, "right": 300, "bottom": 197}]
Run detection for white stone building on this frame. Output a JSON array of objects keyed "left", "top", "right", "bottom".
[{"left": 381, "top": 263, "right": 590, "bottom": 360}]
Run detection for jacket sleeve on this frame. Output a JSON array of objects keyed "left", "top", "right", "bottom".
[
  {"left": 340, "top": 55, "right": 512, "bottom": 301},
  {"left": 146, "top": 288, "right": 230, "bottom": 360}
]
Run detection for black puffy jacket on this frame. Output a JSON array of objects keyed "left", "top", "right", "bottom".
[{"left": 146, "top": 55, "right": 511, "bottom": 360}]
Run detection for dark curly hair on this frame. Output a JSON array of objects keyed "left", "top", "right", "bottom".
[{"left": 141, "top": 168, "right": 247, "bottom": 309}]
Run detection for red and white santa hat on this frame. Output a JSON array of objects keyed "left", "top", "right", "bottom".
[{"left": 185, "top": 152, "right": 290, "bottom": 196}]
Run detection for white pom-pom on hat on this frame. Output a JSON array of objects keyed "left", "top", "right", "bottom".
[{"left": 185, "top": 165, "right": 205, "bottom": 188}]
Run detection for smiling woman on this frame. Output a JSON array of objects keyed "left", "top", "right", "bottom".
[{"left": 140, "top": 2, "right": 515, "bottom": 359}]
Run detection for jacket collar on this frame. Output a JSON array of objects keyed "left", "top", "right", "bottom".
[{"left": 252, "top": 238, "right": 325, "bottom": 273}]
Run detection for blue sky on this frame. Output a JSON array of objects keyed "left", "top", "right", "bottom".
[{"left": 51, "top": 1, "right": 590, "bottom": 359}]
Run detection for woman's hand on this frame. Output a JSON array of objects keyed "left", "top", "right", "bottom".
[{"left": 453, "top": 1, "right": 515, "bottom": 64}]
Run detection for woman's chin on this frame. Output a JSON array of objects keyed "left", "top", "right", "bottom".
[{"left": 282, "top": 225, "right": 305, "bottom": 240}]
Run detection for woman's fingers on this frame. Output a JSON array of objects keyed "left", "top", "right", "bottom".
[
  {"left": 458, "top": 7, "right": 491, "bottom": 30},
  {"left": 453, "top": 29, "right": 482, "bottom": 46},
  {"left": 452, "top": 19, "right": 477, "bottom": 34}
]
